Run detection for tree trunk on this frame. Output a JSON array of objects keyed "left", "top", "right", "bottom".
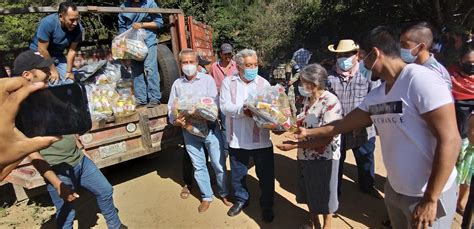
[{"left": 431, "top": 0, "right": 444, "bottom": 27}]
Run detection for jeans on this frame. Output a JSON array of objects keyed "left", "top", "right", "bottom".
[
  {"left": 338, "top": 136, "right": 376, "bottom": 195},
  {"left": 229, "top": 146, "right": 275, "bottom": 209},
  {"left": 131, "top": 44, "right": 161, "bottom": 104},
  {"left": 46, "top": 156, "right": 122, "bottom": 229},
  {"left": 50, "top": 56, "right": 74, "bottom": 86},
  {"left": 384, "top": 181, "right": 456, "bottom": 229},
  {"left": 182, "top": 126, "right": 229, "bottom": 201}
]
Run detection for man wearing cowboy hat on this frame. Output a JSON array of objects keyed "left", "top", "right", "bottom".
[{"left": 327, "top": 39, "right": 381, "bottom": 199}]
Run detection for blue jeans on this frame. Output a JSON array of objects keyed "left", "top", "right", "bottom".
[
  {"left": 50, "top": 56, "right": 74, "bottom": 86},
  {"left": 229, "top": 146, "right": 275, "bottom": 209},
  {"left": 47, "top": 156, "right": 122, "bottom": 229},
  {"left": 338, "top": 136, "right": 376, "bottom": 195},
  {"left": 131, "top": 44, "right": 161, "bottom": 104},
  {"left": 182, "top": 126, "right": 229, "bottom": 201}
]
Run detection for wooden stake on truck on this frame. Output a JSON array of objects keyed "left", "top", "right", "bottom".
[{"left": 0, "top": 5, "right": 215, "bottom": 201}]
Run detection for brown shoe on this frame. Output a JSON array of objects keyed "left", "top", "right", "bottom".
[
  {"left": 221, "top": 196, "right": 233, "bottom": 207},
  {"left": 198, "top": 201, "right": 211, "bottom": 213}
]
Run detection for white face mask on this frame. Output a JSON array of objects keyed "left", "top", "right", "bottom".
[{"left": 182, "top": 64, "right": 197, "bottom": 77}]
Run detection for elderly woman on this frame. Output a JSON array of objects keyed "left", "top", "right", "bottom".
[{"left": 277, "top": 63, "right": 342, "bottom": 229}]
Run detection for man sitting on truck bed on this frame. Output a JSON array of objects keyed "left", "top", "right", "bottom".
[
  {"left": 29, "top": 2, "right": 83, "bottom": 86},
  {"left": 12, "top": 50, "right": 127, "bottom": 229}
]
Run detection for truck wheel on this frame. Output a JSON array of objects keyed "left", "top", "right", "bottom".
[{"left": 157, "top": 44, "right": 179, "bottom": 103}]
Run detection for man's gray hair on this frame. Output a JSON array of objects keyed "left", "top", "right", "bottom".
[
  {"left": 179, "top": 48, "right": 198, "bottom": 62},
  {"left": 235, "top": 49, "right": 257, "bottom": 66},
  {"left": 299, "top": 63, "right": 328, "bottom": 90}
]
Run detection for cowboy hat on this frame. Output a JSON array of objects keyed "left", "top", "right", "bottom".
[{"left": 328, "top": 39, "right": 359, "bottom": 53}]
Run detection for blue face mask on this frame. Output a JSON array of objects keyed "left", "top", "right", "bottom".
[
  {"left": 400, "top": 44, "right": 421, "bottom": 63},
  {"left": 200, "top": 67, "right": 207, "bottom": 74},
  {"left": 359, "top": 60, "right": 372, "bottom": 80},
  {"left": 243, "top": 68, "right": 258, "bottom": 81},
  {"left": 336, "top": 56, "right": 355, "bottom": 71},
  {"left": 298, "top": 85, "right": 311, "bottom": 97}
]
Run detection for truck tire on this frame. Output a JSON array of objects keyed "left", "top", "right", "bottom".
[{"left": 157, "top": 44, "right": 179, "bottom": 102}]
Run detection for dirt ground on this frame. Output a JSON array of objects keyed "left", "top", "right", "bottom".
[{"left": 0, "top": 136, "right": 464, "bottom": 228}]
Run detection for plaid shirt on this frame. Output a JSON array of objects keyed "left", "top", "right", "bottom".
[
  {"left": 292, "top": 48, "right": 312, "bottom": 69},
  {"left": 328, "top": 69, "right": 380, "bottom": 149}
]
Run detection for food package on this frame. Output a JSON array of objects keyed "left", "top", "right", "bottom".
[
  {"left": 113, "top": 92, "right": 136, "bottom": 118},
  {"left": 194, "top": 97, "right": 218, "bottom": 121},
  {"left": 86, "top": 84, "right": 118, "bottom": 121},
  {"left": 112, "top": 28, "right": 148, "bottom": 61},
  {"left": 170, "top": 95, "right": 218, "bottom": 137},
  {"left": 245, "top": 84, "right": 295, "bottom": 131}
]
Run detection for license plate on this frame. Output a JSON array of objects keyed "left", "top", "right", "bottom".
[{"left": 99, "top": 141, "right": 127, "bottom": 159}]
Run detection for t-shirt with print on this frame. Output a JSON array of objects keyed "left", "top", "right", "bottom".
[
  {"left": 39, "top": 135, "right": 83, "bottom": 167},
  {"left": 358, "top": 64, "right": 457, "bottom": 197},
  {"left": 30, "top": 13, "right": 83, "bottom": 57},
  {"left": 297, "top": 91, "right": 342, "bottom": 160}
]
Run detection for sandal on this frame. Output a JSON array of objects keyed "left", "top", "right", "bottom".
[{"left": 180, "top": 185, "right": 191, "bottom": 199}]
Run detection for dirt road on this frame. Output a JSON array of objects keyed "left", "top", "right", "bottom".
[{"left": 0, "top": 136, "right": 464, "bottom": 228}]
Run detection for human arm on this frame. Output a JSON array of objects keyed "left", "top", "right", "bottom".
[
  {"left": 29, "top": 152, "right": 79, "bottom": 202},
  {"left": 276, "top": 137, "right": 333, "bottom": 151},
  {"left": 296, "top": 108, "right": 372, "bottom": 139},
  {"left": 65, "top": 42, "right": 79, "bottom": 81},
  {"left": 0, "top": 78, "right": 60, "bottom": 181},
  {"left": 412, "top": 103, "right": 461, "bottom": 228},
  {"left": 219, "top": 78, "right": 245, "bottom": 118},
  {"left": 37, "top": 40, "right": 59, "bottom": 84}
]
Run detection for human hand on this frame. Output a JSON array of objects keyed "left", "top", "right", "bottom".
[
  {"left": 411, "top": 198, "right": 438, "bottom": 229},
  {"left": 132, "top": 22, "right": 143, "bottom": 30},
  {"left": 65, "top": 72, "right": 75, "bottom": 81},
  {"left": 49, "top": 68, "right": 59, "bottom": 84},
  {"left": 294, "top": 126, "right": 307, "bottom": 140},
  {"left": 275, "top": 140, "right": 298, "bottom": 151},
  {"left": 55, "top": 182, "right": 79, "bottom": 202},
  {"left": 243, "top": 106, "right": 253, "bottom": 118},
  {"left": 174, "top": 115, "right": 186, "bottom": 127},
  {"left": 0, "top": 78, "right": 60, "bottom": 165}
]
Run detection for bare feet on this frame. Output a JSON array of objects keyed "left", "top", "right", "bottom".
[
  {"left": 198, "top": 200, "right": 211, "bottom": 213},
  {"left": 221, "top": 195, "right": 233, "bottom": 207}
]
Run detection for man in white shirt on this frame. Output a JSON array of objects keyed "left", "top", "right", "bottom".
[
  {"left": 279, "top": 26, "right": 461, "bottom": 229},
  {"left": 220, "top": 49, "right": 275, "bottom": 223},
  {"left": 167, "top": 49, "right": 230, "bottom": 213}
]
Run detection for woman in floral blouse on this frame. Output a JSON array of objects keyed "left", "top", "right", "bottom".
[{"left": 277, "top": 63, "right": 342, "bottom": 229}]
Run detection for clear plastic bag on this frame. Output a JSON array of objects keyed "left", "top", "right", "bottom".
[
  {"left": 112, "top": 28, "right": 148, "bottom": 61},
  {"left": 86, "top": 84, "right": 118, "bottom": 121},
  {"left": 170, "top": 95, "right": 218, "bottom": 138},
  {"left": 245, "top": 84, "right": 294, "bottom": 131}
]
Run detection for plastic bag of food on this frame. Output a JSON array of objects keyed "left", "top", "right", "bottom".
[
  {"left": 195, "top": 97, "right": 218, "bottom": 121},
  {"left": 113, "top": 92, "right": 137, "bottom": 118},
  {"left": 112, "top": 28, "right": 148, "bottom": 61},
  {"left": 183, "top": 117, "right": 209, "bottom": 138},
  {"left": 245, "top": 84, "right": 295, "bottom": 131},
  {"left": 86, "top": 84, "right": 119, "bottom": 121}
]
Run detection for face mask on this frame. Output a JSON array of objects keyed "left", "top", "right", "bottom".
[
  {"left": 461, "top": 63, "right": 474, "bottom": 75},
  {"left": 400, "top": 43, "right": 421, "bottom": 63},
  {"left": 182, "top": 64, "right": 197, "bottom": 77},
  {"left": 298, "top": 85, "right": 311, "bottom": 97},
  {"left": 243, "top": 68, "right": 258, "bottom": 81},
  {"left": 362, "top": 50, "right": 378, "bottom": 80},
  {"left": 336, "top": 56, "right": 355, "bottom": 71},
  {"left": 359, "top": 60, "right": 372, "bottom": 80},
  {"left": 200, "top": 67, "right": 207, "bottom": 74}
]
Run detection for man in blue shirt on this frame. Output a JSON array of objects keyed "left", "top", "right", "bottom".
[
  {"left": 118, "top": 0, "right": 164, "bottom": 107},
  {"left": 30, "top": 2, "right": 83, "bottom": 86}
]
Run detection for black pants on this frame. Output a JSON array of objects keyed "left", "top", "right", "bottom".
[{"left": 229, "top": 147, "right": 275, "bottom": 209}]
